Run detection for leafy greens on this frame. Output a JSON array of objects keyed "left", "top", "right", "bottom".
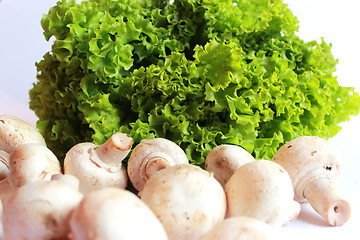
[{"left": 30, "top": 0, "right": 360, "bottom": 165}]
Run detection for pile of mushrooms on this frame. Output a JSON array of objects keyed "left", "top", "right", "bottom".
[
  {"left": 0, "top": 115, "right": 62, "bottom": 214},
  {"left": 0, "top": 114, "right": 352, "bottom": 240}
]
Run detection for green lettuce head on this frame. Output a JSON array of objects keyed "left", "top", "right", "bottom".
[{"left": 30, "top": 0, "right": 360, "bottom": 166}]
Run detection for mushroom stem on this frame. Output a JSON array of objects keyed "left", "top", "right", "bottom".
[
  {"left": 92, "top": 133, "right": 133, "bottom": 169},
  {"left": 303, "top": 178, "right": 351, "bottom": 226},
  {"left": 145, "top": 157, "right": 171, "bottom": 180},
  {"left": 0, "top": 178, "right": 11, "bottom": 201}
]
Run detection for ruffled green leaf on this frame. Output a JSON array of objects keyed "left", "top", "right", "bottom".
[{"left": 30, "top": 0, "right": 360, "bottom": 165}]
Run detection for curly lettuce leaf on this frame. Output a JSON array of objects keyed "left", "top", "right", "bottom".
[{"left": 30, "top": 0, "right": 360, "bottom": 165}]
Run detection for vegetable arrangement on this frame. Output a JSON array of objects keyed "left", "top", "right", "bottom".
[
  {"left": 0, "top": 115, "right": 351, "bottom": 240},
  {"left": 29, "top": 0, "right": 360, "bottom": 166}
]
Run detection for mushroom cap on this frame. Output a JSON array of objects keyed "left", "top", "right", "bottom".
[
  {"left": 202, "top": 216, "right": 277, "bottom": 240},
  {"left": 140, "top": 164, "right": 226, "bottom": 240},
  {"left": 0, "top": 115, "right": 46, "bottom": 153},
  {"left": 69, "top": 187, "right": 168, "bottom": 240},
  {"left": 2, "top": 177, "right": 83, "bottom": 240},
  {"left": 272, "top": 136, "right": 344, "bottom": 202},
  {"left": 205, "top": 144, "right": 255, "bottom": 188},
  {"left": 225, "top": 160, "right": 300, "bottom": 227},
  {"left": 64, "top": 142, "right": 128, "bottom": 194},
  {"left": 127, "top": 138, "right": 189, "bottom": 192},
  {"left": 51, "top": 174, "right": 81, "bottom": 191},
  {"left": 8, "top": 143, "right": 61, "bottom": 188}
]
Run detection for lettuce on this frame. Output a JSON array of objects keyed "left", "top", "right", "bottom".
[{"left": 30, "top": 0, "right": 360, "bottom": 166}]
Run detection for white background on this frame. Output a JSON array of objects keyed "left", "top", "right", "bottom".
[{"left": 0, "top": 0, "right": 359, "bottom": 239}]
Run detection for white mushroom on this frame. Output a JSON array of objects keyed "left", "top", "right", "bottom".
[
  {"left": 0, "top": 115, "right": 47, "bottom": 181},
  {"left": 0, "top": 143, "right": 61, "bottom": 200},
  {"left": 225, "top": 160, "right": 300, "bottom": 227},
  {"left": 272, "top": 136, "right": 351, "bottom": 226},
  {"left": 69, "top": 187, "right": 168, "bottom": 240},
  {"left": 205, "top": 144, "right": 255, "bottom": 188},
  {"left": 64, "top": 132, "right": 132, "bottom": 194},
  {"left": 127, "top": 138, "right": 189, "bottom": 192},
  {"left": 0, "top": 115, "right": 46, "bottom": 154},
  {"left": 2, "top": 174, "right": 83, "bottom": 240},
  {"left": 202, "top": 216, "right": 278, "bottom": 240},
  {"left": 140, "top": 164, "right": 226, "bottom": 240}
]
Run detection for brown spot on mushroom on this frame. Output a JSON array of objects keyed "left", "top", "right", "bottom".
[
  {"left": 325, "top": 166, "right": 332, "bottom": 171},
  {"left": 191, "top": 213, "right": 207, "bottom": 225},
  {"left": 311, "top": 150, "right": 317, "bottom": 156},
  {"left": 39, "top": 170, "right": 49, "bottom": 180},
  {"left": 334, "top": 206, "right": 339, "bottom": 213},
  {"left": 287, "top": 145, "right": 292, "bottom": 148},
  {"left": 184, "top": 212, "right": 190, "bottom": 220},
  {"left": 214, "top": 157, "right": 234, "bottom": 173},
  {"left": 44, "top": 213, "right": 58, "bottom": 230}
]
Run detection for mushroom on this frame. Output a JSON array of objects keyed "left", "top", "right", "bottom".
[
  {"left": 0, "top": 115, "right": 47, "bottom": 181},
  {"left": 225, "top": 160, "right": 300, "bottom": 227},
  {"left": 272, "top": 136, "right": 351, "bottom": 226},
  {"left": 0, "top": 115, "right": 46, "bottom": 154},
  {"left": 140, "top": 164, "right": 226, "bottom": 240},
  {"left": 127, "top": 138, "right": 189, "bottom": 192},
  {"left": 202, "top": 216, "right": 278, "bottom": 240},
  {"left": 205, "top": 144, "right": 255, "bottom": 188},
  {"left": 69, "top": 187, "right": 168, "bottom": 240},
  {"left": 64, "top": 132, "right": 132, "bottom": 194},
  {"left": 2, "top": 174, "right": 83, "bottom": 240},
  {"left": 0, "top": 143, "right": 61, "bottom": 200}
]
